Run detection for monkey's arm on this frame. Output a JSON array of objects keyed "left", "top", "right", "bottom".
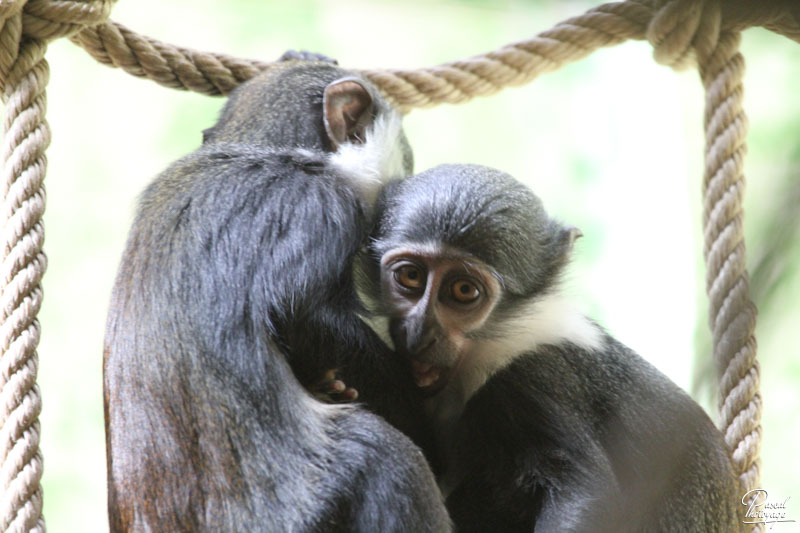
[
  {"left": 282, "top": 304, "right": 437, "bottom": 465},
  {"left": 202, "top": 148, "right": 436, "bottom": 459}
]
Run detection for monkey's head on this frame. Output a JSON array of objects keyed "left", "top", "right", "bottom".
[
  {"left": 203, "top": 60, "right": 413, "bottom": 177},
  {"left": 369, "top": 164, "right": 581, "bottom": 395}
]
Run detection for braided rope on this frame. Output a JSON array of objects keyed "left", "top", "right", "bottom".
[
  {"left": 0, "top": 1, "right": 115, "bottom": 530},
  {"left": 70, "top": 21, "right": 270, "bottom": 96},
  {"left": 1, "top": 0, "right": 793, "bottom": 530},
  {"left": 66, "top": 0, "right": 800, "bottom": 112},
  {"left": 698, "top": 30, "right": 762, "bottom": 532},
  {"left": 362, "top": 2, "right": 653, "bottom": 111},
  {"left": 640, "top": 3, "right": 762, "bottom": 528},
  {"left": 0, "top": 21, "right": 49, "bottom": 533},
  {"left": 67, "top": 2, "right": 655, "bottom": 112}
]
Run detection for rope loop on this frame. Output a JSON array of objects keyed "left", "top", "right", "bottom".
[
  {"left": 22, "top": 0, "right": 115, "bottom": 41},
  {"left": 0, "top": 0, "right": 114, "bottom": 96},
  {"left": 0, "top": 0, "right": 26, "bottom": 21},
  {"left": 646, "top": 0, "right": 721, "bottom": 69}
]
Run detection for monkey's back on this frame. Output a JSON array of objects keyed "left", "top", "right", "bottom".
[{"left": 103, "top": 145, "right": 447, "bottom": 532}]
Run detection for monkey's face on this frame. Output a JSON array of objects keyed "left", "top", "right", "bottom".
[{"left": 380, "top": 244, "right": 501, "bottom": 396}]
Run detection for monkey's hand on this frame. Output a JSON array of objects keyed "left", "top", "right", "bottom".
[
  {"left": 278, "top": 50, "right": 338, "bottom": 64},
  {"left": 310, "top": 368, "right": 359, "bottom": 404}
]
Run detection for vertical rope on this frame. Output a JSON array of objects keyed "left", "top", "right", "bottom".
[
  {"left": 699, "top": 30, "right": 762, "bottom": 531},
  {"left": 645, "top": 2, "right": 763, "bottom": 524},
  {"left": 0, "top": 16, "right": 50, "bottom": 533},
  {"left": 1, "top": 3, "right": 113, "bottom": 528}
]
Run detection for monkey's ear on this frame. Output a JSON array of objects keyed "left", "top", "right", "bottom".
[
  {"left": 278, "top": 49, "right": 338, "bottom": 64},
  {"left": 202, "top": 127, "right": 216, "bottom": 144},
  {"left": 323, "top": 78, "right": 374, "bottom": 148},
  {"left": 555, "top": 225, "right": 583, "bottom": 260}
]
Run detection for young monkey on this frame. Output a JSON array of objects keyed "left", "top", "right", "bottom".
[{"left": 363, "top": 163, "right": 743, "bottom": 533}]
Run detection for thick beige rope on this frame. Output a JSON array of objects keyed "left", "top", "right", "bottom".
[
  {"left": 698, "top": 28, "right": 763, "bottom": 533},
  {"left": 67, "top": 1, "right": 799, "bottom": 111},
  {"left": 644, "top": 4, "right": 762, "bottom": 530},
  {"left": 3, "top": 0, "right": 794, "bottom": 530},
  {"left": 0, "top": 16, "right": 49, "bottom": 533},
  {"left": 67, "top": 3, "right": 656, "bottom": 111},
  {"left": 1, "top": 1, "right": 114, "bottom": 531},
  {"left": 70, "top": 21, "right": 270, "bottom": 96}
]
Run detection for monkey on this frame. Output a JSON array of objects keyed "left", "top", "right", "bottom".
[
  {"left": 362, "top": 163, "right": 744, "bottom": 532},
  {"left": 103, "top": 56, "right": 450, "bottom": 532}
]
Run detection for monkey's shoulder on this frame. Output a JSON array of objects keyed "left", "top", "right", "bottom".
[
  {"left": 116, "top": 145, "right": 373, "bottom": 329},
  {"left": 483, "top": 334, "right": 689, "bottom": 407},
  {"left": 148, "top": 145, "right": 360, "bottom": 203},
  {"left": 132, "top": 145, "right": 369, "bottom": 252},
  {"left": 462, "top": 333, "right": 723, "bottom": 452},
  {"left": 458, "top": 341, "right": 612, "bottom": 447}
]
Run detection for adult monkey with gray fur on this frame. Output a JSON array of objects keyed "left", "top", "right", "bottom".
[
  {"left": 364, "top": 163, "right": 742, "bottom": 532},
  {"left": 103, "top": 55, "right": 449, "bottom": 532}
]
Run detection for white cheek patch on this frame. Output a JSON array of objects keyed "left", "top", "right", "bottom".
[
  {"left": 328, "top": 110, "right": 406, "bottom": 209},
  {"left": 358, "top": 312, "right": 396, "bottom": 351},
  {"left": 482, "top": 291, "right": 604, "bottom": 357},
  {"left": 353, "top": 261, "right": 396, "bottom": 350}
]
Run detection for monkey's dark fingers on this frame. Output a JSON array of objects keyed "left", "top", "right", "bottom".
[
  {"left": 310, "top": 369, "right": 359, "bottom": 403},
  {"left": 312, "top": 384, "right": 359, "bottom": 404},
  {"left": 327, "top": 379, "right": 347, "bottom": 394},
  {"left": 341, "top": 387, "right": 358, "bottom": 401},
  {"left": 278, "top": 50, "right": 338, "bottom": 64},
  {"left": 328, "top": 382, "right": 358, "bottom": 402}
]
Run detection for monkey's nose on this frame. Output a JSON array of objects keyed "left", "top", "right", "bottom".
[
  {"left": 416, "top": 336, "right": 436, "bottom": 355},
  {"left": 406, "top": 331, "right": 436, "bottom": 357}
]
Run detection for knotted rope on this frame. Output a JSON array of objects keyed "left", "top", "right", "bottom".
[
  {"left": 646, "top": 2, "right": 762, "bottom": 527},
  {"left": 3, "top": 0, "right": 796, "bottom": 530}
]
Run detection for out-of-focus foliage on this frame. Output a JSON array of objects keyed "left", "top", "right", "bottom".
[{"left": 34, "top": 0, "right": 799, "bottom": 530}]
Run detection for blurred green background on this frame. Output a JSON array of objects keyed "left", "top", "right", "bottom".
[{"left": 28, "top": 0, "right": 800, "bottom": 530}]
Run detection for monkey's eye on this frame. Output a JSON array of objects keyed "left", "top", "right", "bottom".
[
  {"left": 394, "top": 265, "right": 425, "bottom": 290},
  {"left": 451, "top": 279, "right": 480, "bottom": 303}
]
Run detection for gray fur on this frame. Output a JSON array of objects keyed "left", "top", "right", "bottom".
[
  {"left": 104, "top": 59, "right": 448, "bottom": 532},
  {"left": 371, "top": 163, "right": 572, "bottom": 298}
]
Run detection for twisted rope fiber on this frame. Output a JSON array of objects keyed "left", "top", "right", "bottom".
[
  {"left": 0, "top": 25, "right": 48, "bottom": 533},
  {"left": 699, "top": 30, "right": 762, "bottom": 531},
  {"left": 66, "top": 0, "right": 800, "bottom": 110},
  {"left": 1, "top": 0, "right": 116, "bottom": 531},
  {"left": 2, "top": 0, "right": 785, "bottom": 530},
  {"left": 644, "top": 4, "right": 762, "bottom": 530},
  {"left": 67, "top": 2, "right": 655, "bottom": 111}
]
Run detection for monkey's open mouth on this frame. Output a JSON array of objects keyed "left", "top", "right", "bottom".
[{"left": 410, "top": 360, "right": 449, "bottom": 395}]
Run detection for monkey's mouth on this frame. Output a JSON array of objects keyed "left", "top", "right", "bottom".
[{"left": 410, "top": 360, "right": 449, "bottom": 396}]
